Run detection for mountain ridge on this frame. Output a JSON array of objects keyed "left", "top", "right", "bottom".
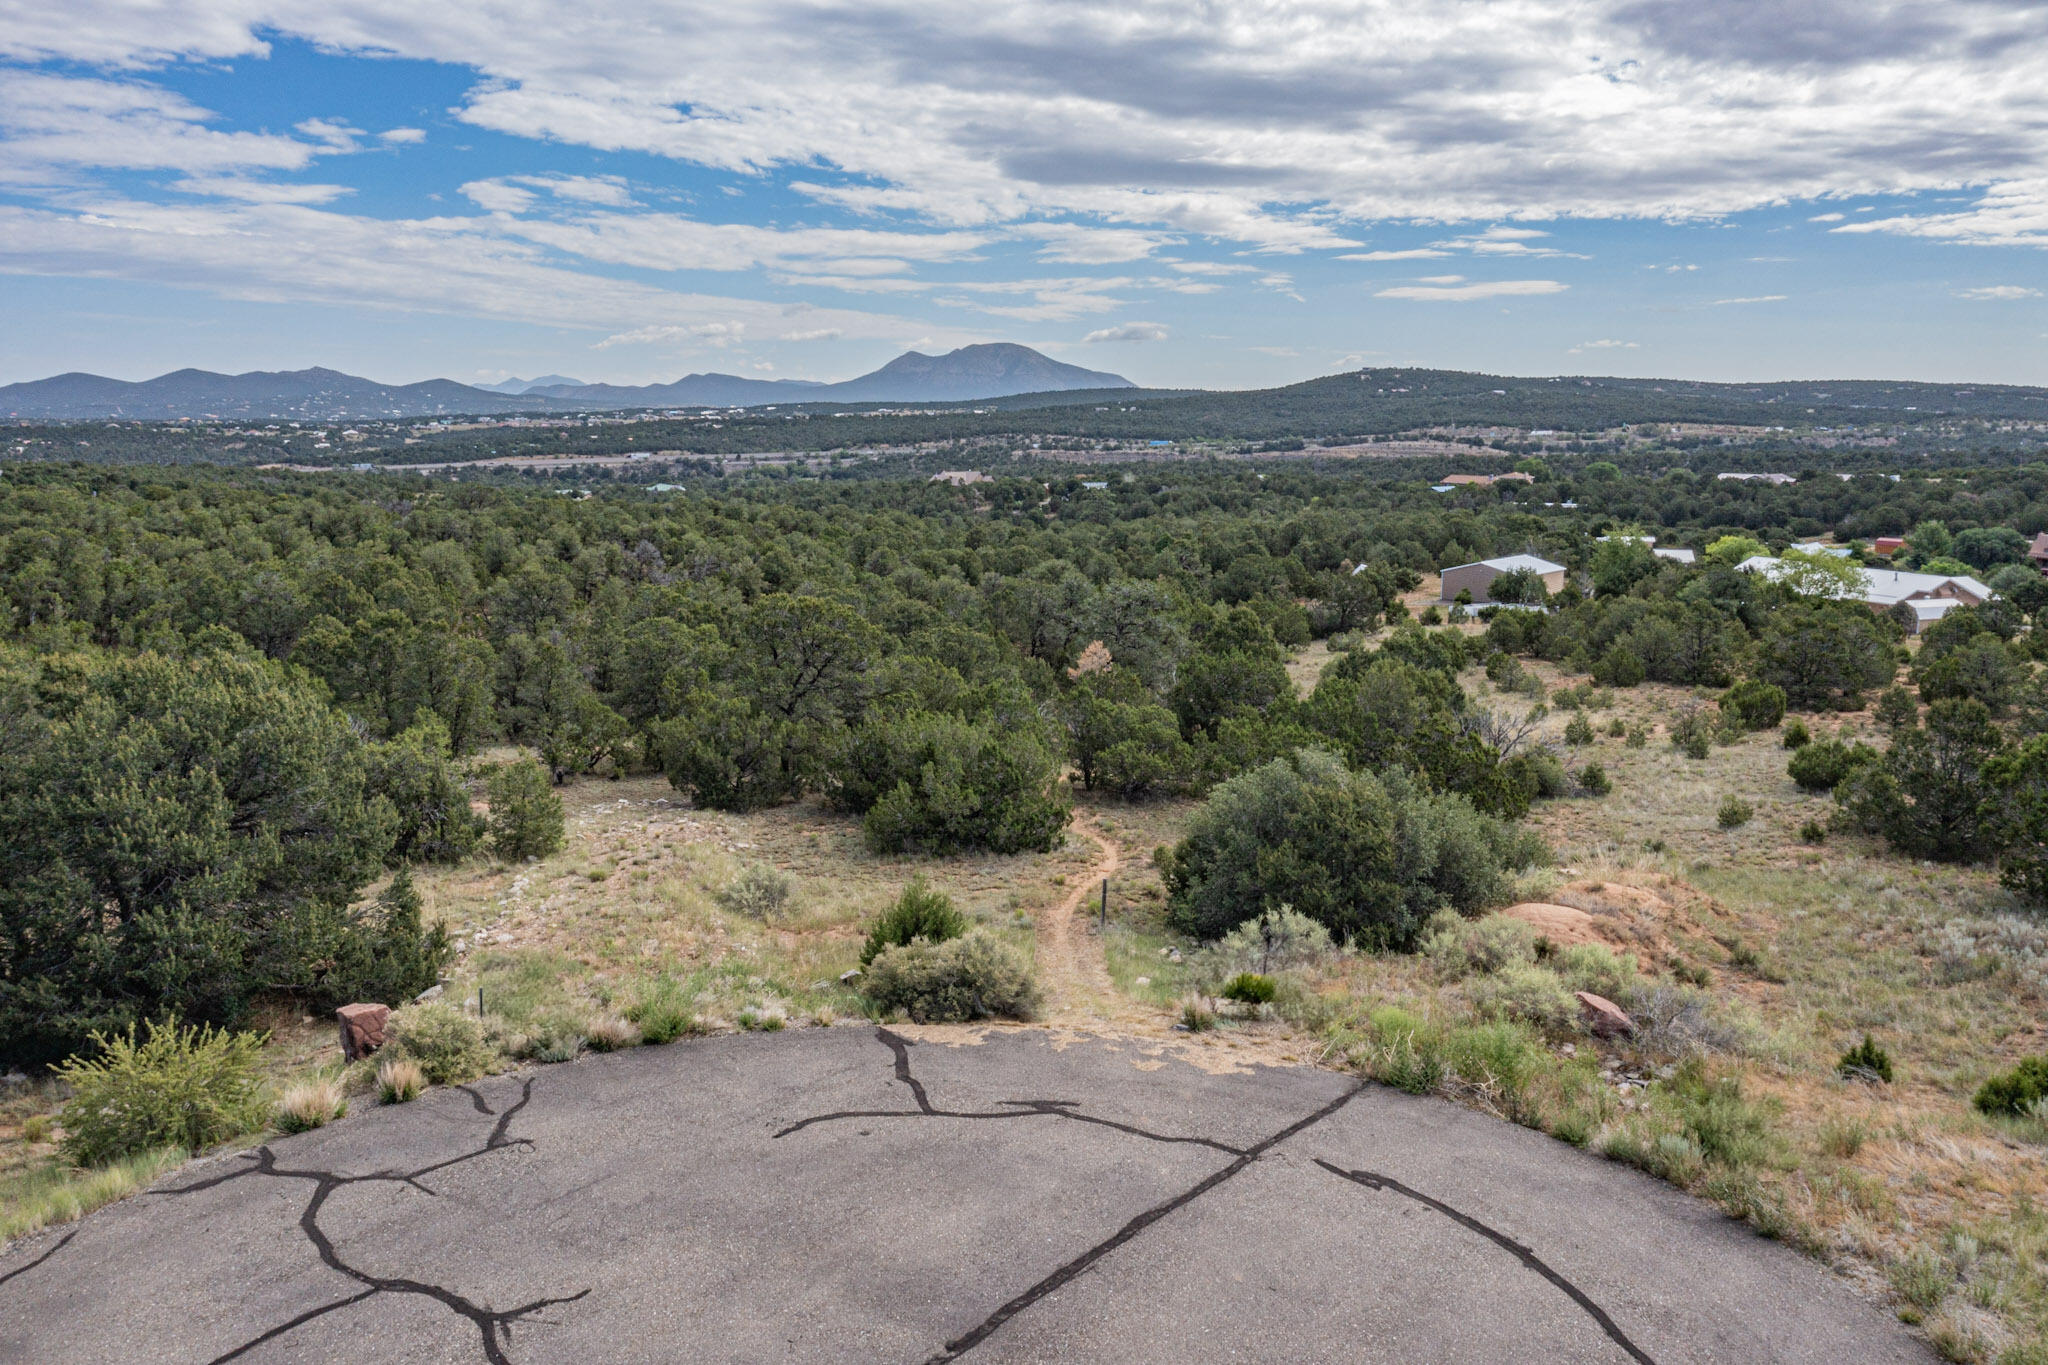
[{"left": 0, "top": 344, "right": 1135, "bottom": 420}]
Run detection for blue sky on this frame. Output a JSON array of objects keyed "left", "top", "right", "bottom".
[{"left": 1, "top": 3, "right": 2044, "bottom": 390}]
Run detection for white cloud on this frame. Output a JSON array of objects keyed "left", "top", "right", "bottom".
[
  {"left": 1570, "top": 338, "right": 1638, "bottom": 352},
  {"left": 1809, "top": 212, "right": 1845, "bottom": 222},
  {"left": 1836, "top": 179, "right": 2048, "bottom": 248},
  {"left": 1376, "top": 278, "right": 1568, "bottom": 301},
  {"left": 1711, "top": 294, "right": 1789, "bottom": 304},
  {"left": 595, "top": 321, "right": 745, "bottom": 348},
  {"left": 1956, "top": 284, "right": 2042, "bottom": 300},
  {"left": 378, "top": 127, "right": 426, "bottom": 144},
  {"left": 1339, "top": 248, "right": 1451, "bottom": 261},
  {"left": 779, "top": 327, "right": 843, "bottom": 341},
  {"left": 1082, "top": 321, "right": 1169, "bottom": 342}
]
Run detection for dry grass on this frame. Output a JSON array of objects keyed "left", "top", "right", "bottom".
[
  {"left": 375, "top": 1057, "right": 425, "bottom": 1105},
  {"left": 273, "top": 1079, "right": 347, "bottom": 1134}
]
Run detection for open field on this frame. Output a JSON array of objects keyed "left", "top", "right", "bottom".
[{"left": 5, "top": 633, "right": 2047, "bottom": 1361}]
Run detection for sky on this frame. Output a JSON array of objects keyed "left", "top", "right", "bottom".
[{"left": 0, "top": 1, "right": 2045, "bottom": 391}]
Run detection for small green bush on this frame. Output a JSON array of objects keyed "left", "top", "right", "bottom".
[
  {"left": 1836, "top": 1034, "right": 1894, "bottom": 1083},
  {"left": 484, "top": 758, "right": 566, "bottom": 861},
  {"left": 386, "top": 1002, "right": 497, "bottom": 1084},
  {"left": 1625, "top": 725, "right": 1648, "bottom": 749},
  {"left": 860, "top": 877, "right": 968, "bottom": 967},
  {"left": 1221, "top": 972, "right": 1277, "bottom": 1005},
  {"left": 1364, "top": 1006, "right": 1444, "bottom": 1094},
  {"left": 1671, "top": 706, "right": 1715, "bottom": 760},
  {"left": 1420, "top": 911, "right": 1536, "bottom": 979},
  {"left": 1180, "top": 999, "right": 1218, "bottom": 1032},
  {"left": 1788, "top": 738, "right": 1878, "bottom": 792},
  {"left": 862, "top": 930, "right": 1039, "bottom": 1023},
  {"left": 716, "top": 862, "right": 794, "bottom": 919},
  {"left": 1782, "top": 718, "right": 1810, "bottom": 749},
  {"left": 517, "top": 1015, "right": 586, "bottom": 1064},
  {"left": 1467, "top": 962, "right": 1579, "bottom": 1032},
  {"left": 1717, "top": 795, "right": 1754, "bottom": 829},
  {"left": 1974, "top": 1057, "right": 2048, "bottom": 1116},
  {"left": 1577, "top": 762, "right": 1612, "bottom": 797},
  {"left": 1607, "top": 718, "right": 1627, "bottom": 738},
  {"left": 55, "top": 1022, "right": 267, "bottom": 1166},
  {"left": 627, "top": 978, "right": 700, "bottom": 1044},
  {"left": 1720, "top": 679, "right": 1788, "bottom": 732},
  {"left": 1552, "top": 942, "right": 1639, "bottom": 1006},
  {"left": 1799, "top": 819, "right": 1827, "bottom": 844},
  {"left": 1563, "top": 713, "right": 1595, "bottom": 747}
]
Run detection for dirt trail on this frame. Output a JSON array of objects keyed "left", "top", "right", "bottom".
[{"left": 1036, "top": 819, "right": 1125, "bottom": 1019}]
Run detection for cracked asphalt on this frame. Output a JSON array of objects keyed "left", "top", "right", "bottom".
[{"left": 0, "top": 1027, "right": 1929, "bottom": 1364}]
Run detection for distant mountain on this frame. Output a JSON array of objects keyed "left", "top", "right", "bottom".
[
  {"left": 0, "top": 344, "right": 1136, "bottom": 420},
  {"left": 816, "top": 343, "right": 1132, "bottom": 402},
  {"left": 475, "top": 374, "right": 586, "bottom": 395},
  {"left": 0, "top": 367, "right": 547, "bottom": 421}
]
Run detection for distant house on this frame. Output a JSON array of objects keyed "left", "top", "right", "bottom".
[
  {"left": 1438, "top": 471, "right": 1534, "bottom": 488},
  {"left": 1871, "top": 536, "right": 1906, "bottom": 557},
  {"left": 1438, "top": 554, "right": 1569, "bottom": 605},
  {"left": 1653, "top": 547, "right": 1696, "bottom": 565},
  {"left": 2030, "top": 532, "right": 2048, "bottom": 575},
  {"left": 1789, "top": 541, "right": 1855, "bottom": 558},
  {"left": 1717, "top": 472, "right": 1797, "bottom": 485},
  {"left": 1736, "top": 555, "right": 1993, "bottom": 633},
  {"left": 1439, "top": 474, "right": 1494, "bottom": 486},
  {"left": 930, "top": 470, "right": 990, "bottom": 486}
]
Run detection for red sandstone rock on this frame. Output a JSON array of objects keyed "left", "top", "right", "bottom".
[
  {"left": 1575, "top": 991, "right": 1636, "bottom": 1039},
  {"left": 337, "top": 1003, "right": 391, "bottom": 1061}
]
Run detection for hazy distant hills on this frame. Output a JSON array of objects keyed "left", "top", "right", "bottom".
[{"left": 0, "top": 344, "right": 1135, "bottom": 420}]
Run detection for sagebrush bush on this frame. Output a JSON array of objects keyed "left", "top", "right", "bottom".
[
  {"left": 1836, "top": 1034, "right": 1894, "bottom": 1083},
  {"left": 1974, "top": 1057, "right": 2048, "bottom": 1116},
  {"left": 1717, "top": 795, "right": 1753, "bottom": 829},
  {"left": 715, "top": 862, "right": 794, "bottom": 919},
  {"left": 1467, "top": 962, "right": 1579, "bottom": 1032},
  {"left": 860, "top": 876, "right": 969, "bottom": 966},
  {"left": 861, "top": 929, "right": 1038, "bottom": 1023},
  {"left": 1552, "top": 942, "right": 1639, "bottom": 1005},
  {"left": 55, "top": 1022, "right": 267, "bottom": 1166},
  {"left": 1180, "top": 999, "right": 1218, "bottom": 1032},
  {"left": 386, "top": 1002, "right": 497, "bottom": 1084},
  {"left": 1420, "top": 911, "right": 1536, "bottom": 979},
  {"left": 1221, "top": 972, "right": 1277, "bottom": 1004},
  {"left": 518, "top": 1016, "right": 587, "bottom": 1063},
  {"left": 274, "top": 1079, "right": 346, "bottom": 1134},
  {"left": 376, "top": 1056, "right": 425, "bottom": 1104},
  {"left": 1201, "top": 906, "right": 1335, "bottom": 975}
]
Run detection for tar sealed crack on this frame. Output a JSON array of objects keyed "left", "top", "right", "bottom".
[{"left": 151, "top": 1076, "right": 589, "bottom": 1365}]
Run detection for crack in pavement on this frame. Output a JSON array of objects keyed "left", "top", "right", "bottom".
[
  {"left": 1312, "top": 1159, "right": 1656, "bottom": 1365},
  {"left": 773, "top": 1028, "right": 1244, "bottom": 1154},
  {"left": 0, "top": 1228, "right": 75, "bottom": 1290},
  {"left": 132, "top": 1076, "right": 589, "bottom": 1365},
  {"left": 924, "top": 1083, "right": 1365, "bottom": 1362}
]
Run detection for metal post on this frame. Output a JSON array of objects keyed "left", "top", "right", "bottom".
[{"left": 1100, "top": 878, "right": 1108, "bottom": 933}]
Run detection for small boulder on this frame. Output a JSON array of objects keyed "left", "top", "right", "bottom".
[
  {"left": 1575, "top": 991, "right": 1636, "bottom": 1039},
  {"left": 336, "top": 1003, "right": 391, "bottom": 1062}
]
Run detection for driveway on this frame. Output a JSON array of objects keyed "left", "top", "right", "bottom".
[{"left": 0, "top": 1026, "right": 1926, "bottom": 1363}]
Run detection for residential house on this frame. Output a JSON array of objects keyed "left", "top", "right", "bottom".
[
  {"left": 1652, "top": 547, "right": 1696, "bottom": 565},
  {"left": 2030, "top": 532, "right": 2048, "bottom": 576},
  {"left": 1736, "top": 555, "right": 1993, "bottom": 633},
  {"left": 1438, "top": 554, "right": 1569, "bottom": 605}
]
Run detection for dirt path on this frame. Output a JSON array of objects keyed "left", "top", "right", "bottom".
[{"left": 1036, "top": 818, "right": 1124, "bottom": 1019}]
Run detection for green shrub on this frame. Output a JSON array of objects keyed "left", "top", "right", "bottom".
[
  {"left": 55, "top": 1022, "right": 267, "bottom": 1166},
  {"left": 1420, "top": 911, "right": 1536, "bottom": 979},
  {"left": 517, "top": 1015, "right": 586, "bottom": 1063},
  {"left": 1221, "top": 972, "right": 1277, "bottom": 1004},
  {"left": 1799, "top": 819, "right": 1827, "bottom": 844},
  {"left": 1205, "top": 907, "right": 1335, "bottom": 974},
  {"left": 1552, "top": 942, "right": 1639, "bottom": 1005},
  {"left": 860, "top": 877, "right": 968, "bottom": 967},
  {"left": 1180, "top": 999, "right": 1218, "bottom": 1032},
  {"left": 848, "top": 711, "right": 1071, "bottom": 855},
  {"left": 1664, "top": 1060, "right": 1782, "bottom": 1170},
  {"left": 861, "top": 930, "right": 1039, "bottom": 1023},
  {"left": 1719, "top": 679, "right": 1787, "bottom": 732},
  {"left": 1875, "top": 684, "right": 1919, "bottom": 731},
  {"left": 1467, "top": 962, "right": 1579, "bottom": 1032},
  {"left": 1836, "top": 1034, "right": 1894, "bottom": 1083},
  {"left": 1364, "top": 1006, "right": 1444, "bottom": 1094},
  {"left": 1717, "top": 795, "right": 1753, "bottom": 829},
  {"left": 1607, "top": 718, "right": 1627, "bottom": 738},
  {"left": 484, "top": 758, "right": 565, "bottom": 861},
  {"left": 264, "top": 866, "right": 452, "bottom": 1014},
  {"left": 1782, "top": 718, "right": 1810, "bottom": 749},
  {"left": 1563, "top": 713, "right": 1594, "bottom": 747},
  {"left": 1974, "top": 1057, "right": 2048, "bottom": 1116},
  {"left": 716, "top": 862, "right": 794, "bottom": 919},
  {"left": 1671, "top": 707, "right": 1714, "bottom": 760},
  {"left": 1787, "top": 738, "right": 1878, "bottom": 791},
  {"left": 626, "top": 979, "right": 700, "bottom": 1044},
  {"left": 386, "top": 1002, "right": 497, "bottom": 1085},
  {"left": 1625, "top": 724, "right": 1648, "bottom": 749},
  {"left": 1577, "top": 762, "right": 1612, "bottom": 797}
]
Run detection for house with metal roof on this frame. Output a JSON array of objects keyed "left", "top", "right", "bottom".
[{"left": 1438, "top": 554, "right": 1568, "bottom": 605}]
